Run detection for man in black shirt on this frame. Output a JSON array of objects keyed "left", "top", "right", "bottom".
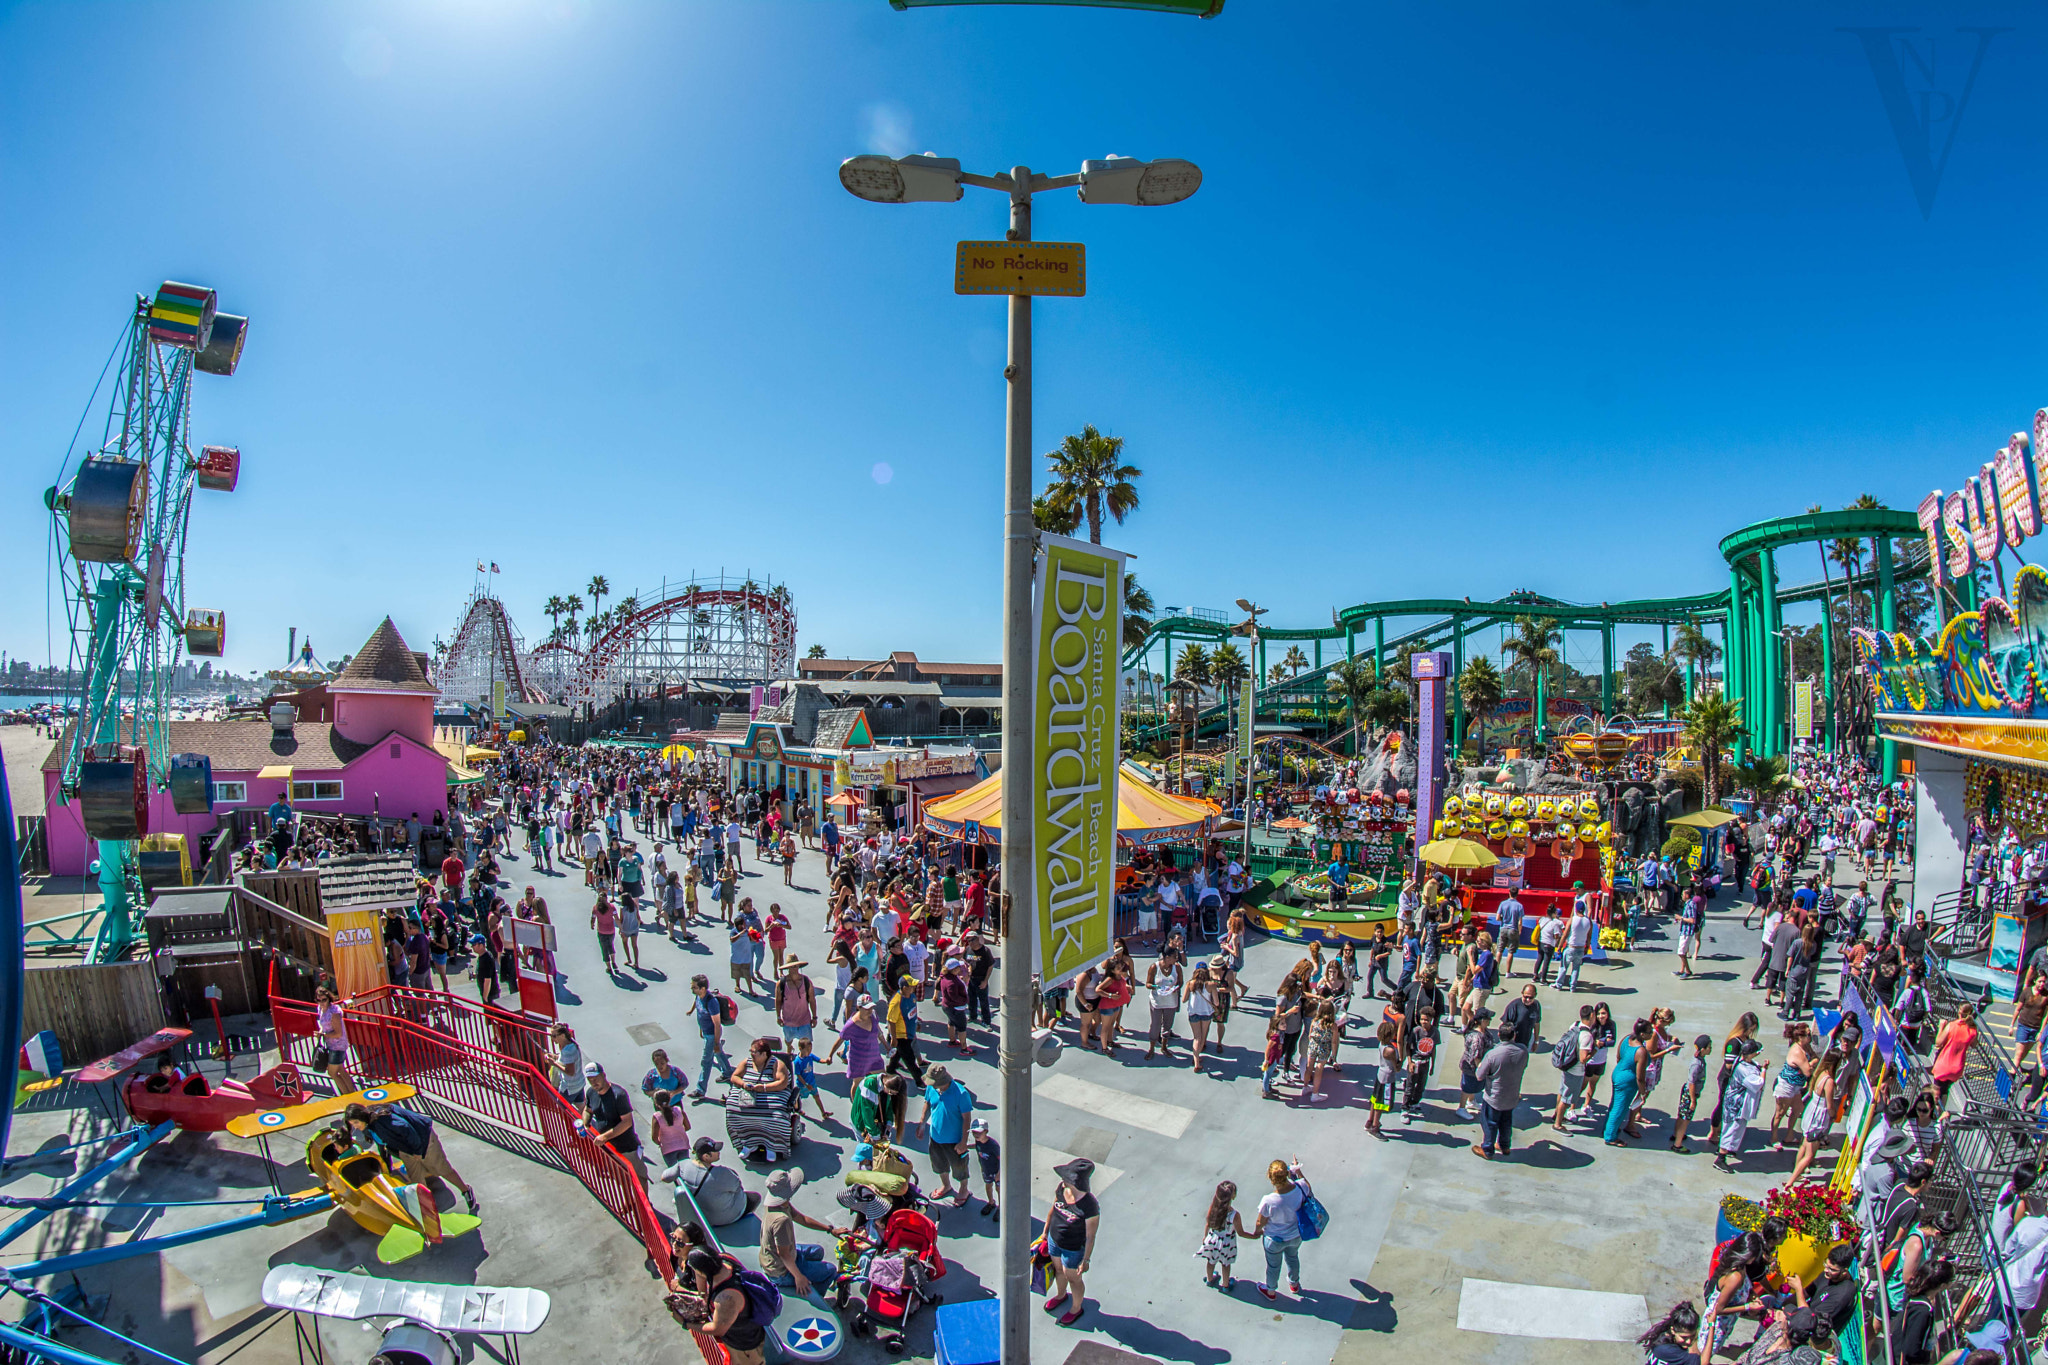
[
  {"left": 583, "top": 1063, "right": 644, "bottom": 1182},
  {"left": 1500, "top": 984, "right": 1541, "bottom": 1048},
  {"left": 1805, "top": 1245, "right": 1859, "bottom": 1337},
  {"left": 964, "top": 934, "right": 996, "bottom": 1027}
]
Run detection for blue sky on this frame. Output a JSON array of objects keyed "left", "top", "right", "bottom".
[{"left": 5, "top": 0, "right": 2047, "bottom": 682}]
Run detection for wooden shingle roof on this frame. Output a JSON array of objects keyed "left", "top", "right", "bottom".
[
  {"left": 318, "top": 852, "right": 419, "bottom": 909},
  {"left": 331, "top": 618, "right": 436, "bottom": 694}
]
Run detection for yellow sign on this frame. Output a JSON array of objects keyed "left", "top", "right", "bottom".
[
  {"left": 955, "top": 241, "right": 1085, "bottom": 297},
  {"left": 1033, "top": 532, "right": 1126, "bottom": 987},
  {"left": 328, "top": 908, "right": 389, "bottom": 1000},
  {"left": 1794, "top": 681, "right": 1814, "bottom": 741}
]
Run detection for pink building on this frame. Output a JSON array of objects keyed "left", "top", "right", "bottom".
[{"left": 42, "top": 618, "right": 448, "bottom": 875}]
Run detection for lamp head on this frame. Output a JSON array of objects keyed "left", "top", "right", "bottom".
[
  {"left": 839, "top": 153, "right": 964, "bottom": 204},
  {"left": 1077, "top": 155, "right": 1203, "bottom": 206}
]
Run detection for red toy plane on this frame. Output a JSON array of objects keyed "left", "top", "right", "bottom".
[{"left": 122, "top": 1060, "right": 309, "bottom": 1132}]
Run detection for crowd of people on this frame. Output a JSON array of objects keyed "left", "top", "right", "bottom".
[{"left": 278, "top": 725, "right": 2024, "bottom": 1362}]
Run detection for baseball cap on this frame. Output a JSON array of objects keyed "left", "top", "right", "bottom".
[
  {"left": 583, "top": 1062, "right": 604, "bottom": 1078},
  {"left": 765, "top": 1169, "right": 805, "bottom": 1202},
  {"left": 692, "top": 1136, "right": 723, "bottom": 1156},
  {"left": 969, "top": 1117, "right": 989, "bottom": 1134}
]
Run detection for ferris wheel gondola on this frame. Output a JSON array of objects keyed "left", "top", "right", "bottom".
[{"left": 41, "top": 281, "right": 249, "bottom": 960}]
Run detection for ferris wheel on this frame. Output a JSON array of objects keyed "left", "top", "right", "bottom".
[{"left": 43, "top": 281, "right": 246, "bottom": 960}]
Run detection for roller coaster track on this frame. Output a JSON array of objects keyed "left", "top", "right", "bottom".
[{"left": 1124, "top": 555, "right": 1929, "bottom": 748}]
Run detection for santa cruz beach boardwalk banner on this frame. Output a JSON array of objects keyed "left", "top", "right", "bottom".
[{"left": 1033, "top": 533, "right": 1126, "bottom": 988}]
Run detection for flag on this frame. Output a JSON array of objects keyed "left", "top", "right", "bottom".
[
  {"left": 475, "top": 561, "right": 486, "bottom": 573},
  {"left": 489, "top": 563, "right": 500, "bottom": 574}
]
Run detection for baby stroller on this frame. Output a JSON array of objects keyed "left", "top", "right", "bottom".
[
  {"left": 845, "top": 1207, "right": 947, "bottom": 1355},
  {"left": 1196, "top": 891, "right": 1224, "bottom": 942}
]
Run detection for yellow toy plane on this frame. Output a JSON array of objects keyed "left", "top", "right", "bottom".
[{"left": 228, "top": 1083, "right": 480, "bottom": 1264}]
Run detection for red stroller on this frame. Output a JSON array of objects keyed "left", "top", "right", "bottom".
[{"left": 848, "top": 1207, "right": 947, "bottom": 1355}]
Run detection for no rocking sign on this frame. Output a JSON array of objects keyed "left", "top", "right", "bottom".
[{"left": 955, "top": 241, "right": 1086, "bottom": 297}]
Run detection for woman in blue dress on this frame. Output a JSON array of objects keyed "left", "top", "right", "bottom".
[{"left": 1605, "top": 1017, "right": 1654, "bottom": 1145}]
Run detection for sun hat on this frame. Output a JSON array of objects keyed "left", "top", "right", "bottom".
[
  {"left": 765, "top": 1169, "right": 805, "bottom": 1203},
  {"left": 1053, "top": 1158, "right": 1094, "bottom": 1192}
]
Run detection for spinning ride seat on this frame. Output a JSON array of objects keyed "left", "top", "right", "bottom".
[
  {"left": 195, "top": 445, "right": 240, "bottom": 491},
  {"left": 66, "top": 455, "right": 147, "bottom": 563},
  {"left": 146, "top": 281, "right": 217, "bottom": 349},
  {"left": 183, "top": 608, "right": 226, "bottom": 657},
  {"left": 169, "top": 753, "right": 213, "bottom": 814},
  {"left": 194, "top": 315, "right": 247, "bottom": 376},
  {"left": 79, "top": 755, "right": 148, "bottom": 840}
]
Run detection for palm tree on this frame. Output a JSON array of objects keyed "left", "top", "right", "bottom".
[
  {"left": 1669, "top": 619, "right": 1719, "bottom": 696},
  {"left": 562, "top": 593, "right": 584, "bottom": 641},
  {"left": 1729, "top": 753, "right": 1793, "bottom": 803},
  {"left": 1679, "top": 693, "right": 1746, "bottom": 805},
  {"left": 1501, "top": 616, "right": 1561, "bottom": 737},
  {"left": 1362, "top": 686, "right": 1410, "bottom": 732},
  {"left": 1032, "top": 490, "right": 1081, "bottom": 535},
  {"left": 1175, "top": 643, "right": 1213, "bottom": 694},
  {"left": 806, "top": 644, "right": 828, "bottom": 659},
  {"left": 1123, "top": 574, "right": 1156, "bottom": 651},
  {"left": 1458, "top": 656, "right": 1505, "bottom": 748},
  {"left": 1043, "top": 424, "right": 1141, "bottom": 545},
  {"left": 1268, "top": 662, "right": 1290, "bottom": 685},
  {"left": 543, "top": 595, "right": 567, "bottom": 635},
  {"left": 1210, "top": 642, "right": 1250, "bottom": 693},
  {"left": 586, "top": 575, "right": 609, "bottom": 622},
  {"left": 1282, "top": 645, "right": 1309, "bottom": 677},
  {"left": 1324, "top": 657, "right": 1378, "bottom": 752},
  {"left": 613, "top": 594, "right": 639, "bottom": 624}
]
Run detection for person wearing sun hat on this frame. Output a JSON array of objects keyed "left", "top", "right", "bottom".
[
  {"left": 774, "top": 956, "right": 817, "bottom": 1049},
  {"left": 1042, "top": 1157, "right": 1099, "bottom": 1325},
  {"left": 757, "top": 1168, "right": 846, "bottom": 1297}
]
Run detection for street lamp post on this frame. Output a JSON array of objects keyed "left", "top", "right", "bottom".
[
  {"left": 1234, "top": 599, "right": 1267, "bottom": 870},
  {"left": 839, "top": 150, "right": 1201, "bottom": 1365}
]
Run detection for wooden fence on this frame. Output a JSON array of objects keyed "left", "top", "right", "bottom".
[
  {"left": 21, "top": 959, "right": 166, "bottom": 1064},
  {"left": 242, "top": 869, "right": 321, "bottom": 921},
  {"left": 233, "top": 885, "right": 333, "bottom": 1000},
  {"left": 15, "top": 815, "right": 47, "bottom": 876}
]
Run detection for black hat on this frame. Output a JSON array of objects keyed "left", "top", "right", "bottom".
[{"left": 1053, "top": 1158, "right": 1094, "bottom": 1192}]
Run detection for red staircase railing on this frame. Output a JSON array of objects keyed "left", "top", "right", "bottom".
[{"left": 270, "top": 989, "right": 673, "bottom": 1283}]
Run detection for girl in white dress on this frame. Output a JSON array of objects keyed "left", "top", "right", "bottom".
[{"left": 1195, "top": 1180, "right": 1253, "bottom": 1291}]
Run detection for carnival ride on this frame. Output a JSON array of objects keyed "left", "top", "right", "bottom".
[
  {"left": 39, "top": 282, "right": 248, "bottom": 961},
  {"left": 438, "top": 573, "right": 797, "bottom": 712},
  {"left": 1127, "top": 507, "right": 1934, "bottom": 767},
  {"left": 437, "top": 586, "right": 545, "bottom": 709},
  {"left": 121, "top": 1059, "right": 307, "bottom": 1132}
]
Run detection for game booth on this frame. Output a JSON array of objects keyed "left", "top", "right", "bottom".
[{"left": 1433, "top": 784, "right": 1619, "bottom": 928}]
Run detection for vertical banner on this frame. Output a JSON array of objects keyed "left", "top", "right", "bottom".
[
  {"left": 1033, "top": 533, "right": 1126, "bottom": 988},
  {"left": 1793, "top": 680, "right": 1814, "bottom": 741},
  {"left": 1411, "top": 652, "right": 1452, "bottom": 855},
  {"left": 327, "top": 908, "right": 388, "bottom": 999},
  {"left": 491, "top": 679, "right": 506, "bottom": 718},
  {"left": 1240, "top": 676, "right": 1255, "bottom": 764}
]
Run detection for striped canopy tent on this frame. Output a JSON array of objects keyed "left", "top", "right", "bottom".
[{"left": 923, "top": 762, "right": 1217, "bottom": 848}]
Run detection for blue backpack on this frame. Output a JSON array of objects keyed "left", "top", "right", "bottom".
[{"left": 722, "top": 1257, "right": 784, "bottom": 1325}]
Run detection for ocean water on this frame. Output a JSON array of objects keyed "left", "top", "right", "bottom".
[{"left": 0, "top": 693, "right": 67, "bottom": 712}]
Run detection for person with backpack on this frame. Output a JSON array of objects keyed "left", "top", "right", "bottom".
[
  {"left": 682, "top": 1244, "right": 779, "bottom": 1365},
  {"left": 689, "top": 974, "right": 737, "bottom": 1102},
  {"left": 1550, "top": 1004, "right": 1594, "bottom": 1131},
  {"left": 344, "top": 1102, "right": 480, "bottom": 1215}
]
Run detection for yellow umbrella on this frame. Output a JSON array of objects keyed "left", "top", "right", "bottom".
[
  {"left": 1670, "top": 808, "right": 1738, "bottom": 829},
  {"left": 1417, "top": 837, "right": 1499, "bottom": 870},
  {"left": 464, "top": 746, "right": 500, "bottom": 762},
  {"left": 923, "top": 762, "right": 1214, "bottom": 847},
  {"left": 508, "top": 730, "right": 527, "bottom": 743},
  {"left": 660, "top": 743, "right": 696, "bottom": 761}
]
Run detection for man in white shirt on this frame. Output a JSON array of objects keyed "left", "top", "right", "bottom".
[
  {"left": 1556, "top": 893, "right": 1596, "bottom": 992},
  {"left": 1752, "top": 907, "right": 1782, "bottom": 988}
]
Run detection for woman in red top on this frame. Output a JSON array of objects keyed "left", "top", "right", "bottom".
[
  {"left": 766, "top": 903, "right": 791, "bottom": 977},
  {"left": 1929, "top": 1002, "right": 1978, "bottom": 1100}
]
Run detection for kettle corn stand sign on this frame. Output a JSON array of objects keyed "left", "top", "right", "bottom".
[
  {"left": 955, "top": 241, "right": 1086, "bottom": 297},
  {"left": 1033, "top": 533, "right": 1125, "bottom": 987}
]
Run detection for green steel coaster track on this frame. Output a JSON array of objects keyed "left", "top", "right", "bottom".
[{"left": 1125, "top": 508, "right": 1933, "bottom": 766}]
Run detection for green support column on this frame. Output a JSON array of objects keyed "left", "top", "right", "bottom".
[
  {"left": 1761, "top": 550, "right": 1782, "bottom": 758},
  {"left": 1163, "top": 631, "right": 1172, "bottom": 684},
  {"left": 1819, "top": 600, "right": 1834, "bottom": 752},
  {"left": 1345, "top": 627, "right": 1355, "bottom": 663},
  {"left": 1451, "top": 616, "right": 1466, "bottom": 750},
  {"left": 1600, "top": 622, "right": 1614, "bottom": 719},
  {"left": 1726, "top": 567, "right": 1747, "bottom": 759},
  {"left": 1314, "top": 638, "right": 1322, "bottom": 669},
  {"left": 1877, "top": 535, "right": 1898, "bottom": 781},
  {"left": 1373, "top": 618, "right": 1384, "bottom": 681},
  {"left": 1258, "top": 637, "right": 1268, "bottom": 683}
]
